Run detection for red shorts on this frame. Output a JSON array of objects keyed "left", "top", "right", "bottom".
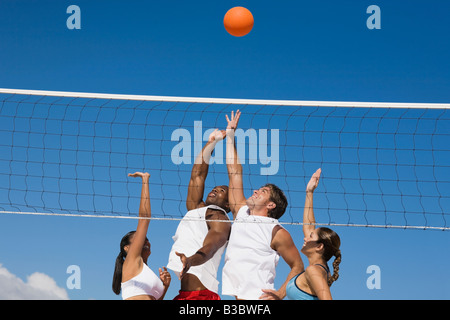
[{"left": 173, "top": 289, "right": 221, "bottom": 300}]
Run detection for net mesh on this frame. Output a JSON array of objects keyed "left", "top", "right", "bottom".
[{"left": 0, "top": 90, "right": 449, "bottom": 230}]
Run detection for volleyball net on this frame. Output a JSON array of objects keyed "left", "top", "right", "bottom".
[{"left": 0, "top": 88, "right": 449, "bottom": 231}]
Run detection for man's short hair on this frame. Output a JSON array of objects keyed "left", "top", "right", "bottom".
[{"left": 264, "top": 183, "right": 288, "bottom": 219}]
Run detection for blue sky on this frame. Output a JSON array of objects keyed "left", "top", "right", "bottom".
[{"left": 0, "top": 1, "right": 449, "bottom": 300}]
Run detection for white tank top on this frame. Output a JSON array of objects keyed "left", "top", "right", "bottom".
[
  {"left": 222, "top": 205, "right": 281, "bottom": 300},
  {"left": 167, "top": 205, "right": 229, "bottom": 293},
  {"left": 121, "top": 263, "right": 164, "bottom": 300}
]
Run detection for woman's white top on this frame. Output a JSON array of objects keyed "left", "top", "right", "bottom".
[{"left": 121, "top": 263, "right": 164, "bottom": 300}]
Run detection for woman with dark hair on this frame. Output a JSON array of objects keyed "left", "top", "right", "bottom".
[
  {"left": 112, "top": 172, "right": 171, "bottom": 300},
  {"left": 262, "top": 168, "right": 341, "bottom": 300},
  {"left": 289, "top": 168, "right": 341, "bottom": 300}
]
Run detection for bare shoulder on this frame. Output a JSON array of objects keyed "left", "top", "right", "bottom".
[
  {"left": 272, "top": 225, "right": 291, "bottom": 241},
  {"left": 271, "top": 225, "right": 295, "bottom": 249},
  {"left": 305, "top": 265, "right": 328, "bottom": 278},
  {"left": 205, "top": 209, "right": 231, "bottom": 233},
  {"left": 205, "top": 208, "right": 230, "bottom": 221}
]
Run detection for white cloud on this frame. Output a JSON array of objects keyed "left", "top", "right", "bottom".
[{"left": 0, "top": 264, "right": 69, "bottom": 300}]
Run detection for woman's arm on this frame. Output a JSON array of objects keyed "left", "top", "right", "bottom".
[
  {"left": 303, "top": 168, "right": 321, "bottom": 237},
  {"left": 123, "top": 172, "right": 151, "bottom": 272}
]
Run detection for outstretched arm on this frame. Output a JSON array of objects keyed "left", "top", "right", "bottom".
[
  {"left": 186, "top": 129, "right": 226, "bottom": 211},
  {"left": 225, "top": 110, "right": 246, "bottom": 218},
  {"left": 260, "top": 227, "right": 304, "bottom": 300},
  {"left": 125, "top": 172, "right": 151, "bottom": 263},
  {"left": 176, "top": 211, "right": 231, "bottom": 278},
  {"left": 303, "top": 168, "right": 321, "bottom": 237}
]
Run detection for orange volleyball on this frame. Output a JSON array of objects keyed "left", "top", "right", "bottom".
[{"left": 223, "top": 7, "right": 254, "bottom": 37}]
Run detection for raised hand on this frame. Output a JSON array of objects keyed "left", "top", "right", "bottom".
[
  {"left": 306, "top": 168, "right": 321, "bottom": 193},
  {"left": 225, "top": 110, "right": 241, "bottom": 132},
  {"left": 128, "top": 172, "right": 150, "bottom": 180},
  {"left": 208, "top": 128, "right": 226, "bottom": 143}
]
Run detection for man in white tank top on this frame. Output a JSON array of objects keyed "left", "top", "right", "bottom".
[
  {"left": 222, "top": 110, "right": 304, "bottom": 300},
  {"left": 167, "top": 129, "right": 231, "bottom": 300}
]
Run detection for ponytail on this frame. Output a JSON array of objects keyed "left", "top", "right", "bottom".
[
  {"left": 328, "top": 250, "right": 341, "bottom": 287},
  {"left": 317, "top": 227, "right": 341, "bottom": 287},
  {"left": 112, "top": 251, "right": 125, "bottom": 295},
  {"left": 112, "top": 231, "right": 135, "bottom": 295}
]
